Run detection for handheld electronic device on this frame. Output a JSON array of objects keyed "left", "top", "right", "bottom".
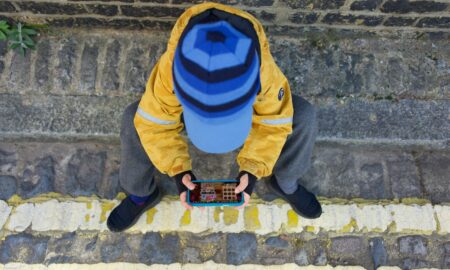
[{"left": 187, "top": 180, "right": 244, "bottom": 207}]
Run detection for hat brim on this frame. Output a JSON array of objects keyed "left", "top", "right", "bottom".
[{"left": 183, "top": 95, "right": 256, "bottom": 154}]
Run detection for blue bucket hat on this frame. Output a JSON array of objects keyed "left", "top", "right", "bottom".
[{"left": 173, "top": 19, "right": 261, "bottom": 154}]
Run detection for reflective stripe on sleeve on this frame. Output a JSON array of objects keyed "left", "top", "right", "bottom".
[
  {"left": 137, "top": 107, "right": 177, "bottom": 125},
  {"left": 261, "top": 117, "right": 293, "bottom": 125}
]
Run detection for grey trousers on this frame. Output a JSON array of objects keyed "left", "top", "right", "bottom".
[{"left": 119, "top": 94, "right": 318, "bottom": 196}]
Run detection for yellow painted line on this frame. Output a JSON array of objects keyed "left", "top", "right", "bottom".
[{"left": 1, "top": 198, "right": 449, "bottom": 235}]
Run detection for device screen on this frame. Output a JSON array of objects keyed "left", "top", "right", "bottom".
[{"left": 189, "top": 181, "right": 242, "bottom": 204}]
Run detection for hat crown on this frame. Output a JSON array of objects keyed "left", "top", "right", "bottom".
[
  {"left": 206, "top": 30, "right": 226, "bottom": 42},
  {"left": 173, "top": 18, "right": 260, "bottom": 119}
]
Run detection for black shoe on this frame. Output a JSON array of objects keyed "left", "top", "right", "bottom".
[
  {"left": 107, "top": 187, "right": 162, "bottom": 232},
  {"left": 266, "top": 175, "right": 322, "bottom": 219}
]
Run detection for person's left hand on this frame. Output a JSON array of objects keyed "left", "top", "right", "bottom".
[{"left": 234, "top": 171, "right": 257, "bottom": 209}]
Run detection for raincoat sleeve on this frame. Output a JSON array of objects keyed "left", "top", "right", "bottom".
[
  {"left": 236, "top": 55, "right": 294, "bottom": 180},
  {"left": 134, "top": 51, "right": 192, "bottom": 177}
]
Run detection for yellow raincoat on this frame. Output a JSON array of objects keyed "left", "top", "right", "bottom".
[{"left": 134, "top": 2, "right": 294, "bottom": 179}]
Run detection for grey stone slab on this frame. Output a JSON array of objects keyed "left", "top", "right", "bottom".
[
  {"left": 316, "top": 99, "right": 450, "bottom": 140},
  {"left": 387, "top": 154, "right": 422, "bottom": 199},
  {"left": 101, "top": 39, "right": 122, "bottom": 92},
  {"left": 139, "top": 233, "right": 180, "bottom": 264},
  {"left": 7, "top": 49, "right": 32, "bottom": 91},
  {"left": 0, "top": 232, "right": 447, "bottom": 266},
  {"left": 418, "top": 151, "right": 450, "bottom": 204},
  {"left": 1, "top": 94, "right": 448, "bottom": 141},
  {"left": 370, "top": 238, "right": 388, "bottom": 268},
  {"left": 227, "top": 233, "right": 257, "bottom": 265},
  {"left": 79, "top": 39, "right": 100, "bottom": 92},
  {"left": 330, "top": 236, "right": 371, "bottom": 266},
  {"left": 0, "top": 94, "right": 135, "bottom": 134},
  {"left": 0, "top": 148, "right": 16, "bottom": 175},
  {"left": 123, "top": 44, "right": 148, "bottom": 93},
  {"left": 1, "top": 28, "right": 447, "bottom": 100},
  {"left": 53, "top": 37, "right": 79, "bottom": 92},
  {"left": 0, "top": 175, "right": 17, "bottom": 200},
  {"left": 294, "top": 249, "right": 309, "bottom": 265},
  {"left": 65, "top": 149, "right": 106, "bottom": 196},
  {"left": 180, "top": 233, "right": 226, "bottom": 263},
  {"left": 270, "top": 33, "right": 450, "bottom": 100},
  {"left": 258, "top": 236, "right": 293, "bottom": 264},
  {"left": 19, "top": 156, "right": 55, "bottom": 198},
  {"left": 1, "top": 139, "right": 449, "bottom": 201},
  {"left": 0, "top": 234, "right": 49, "bottom": 264},
  {"left": 34, "top": 39, "right": 52, "bottom": 91},
  {"left": 399, "top": 236, "right": 428, "bottom": 256}
]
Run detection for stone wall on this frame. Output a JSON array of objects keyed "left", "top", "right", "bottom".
[{"left": 0, "top": 0, "right": 449, "bottom": 31}]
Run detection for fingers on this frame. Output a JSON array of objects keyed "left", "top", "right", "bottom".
[
  {"left": 235, "top": 192, "right": 250, "bottom": 210},
  {"left": 182, "top": 173, "right": 196, "bottom": 190},
  {"left": 235, "top": 173, "right": 248, "bottom": 194},
  {"left": 180, "top": 191, "right": 193, "bottom": 210}
]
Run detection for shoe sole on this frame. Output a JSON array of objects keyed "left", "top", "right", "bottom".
[
  {"left": 265, "top": 178, "right": 322, "bottom": 219},
  {"left": 108, "top": 188, "right": 163, "bottom": 232}
]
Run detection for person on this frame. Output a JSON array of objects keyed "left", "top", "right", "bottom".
[{"left": 107, "top": 2, "right": 322, "bottom": 232}]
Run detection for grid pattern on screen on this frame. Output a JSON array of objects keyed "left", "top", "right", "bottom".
[{"left": 223, "top": 184, "right": 237, "bottom": 201}]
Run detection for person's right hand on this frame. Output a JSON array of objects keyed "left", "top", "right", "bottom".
[{"left": 179, "top": 172, "right": 196, "bottom": 210}]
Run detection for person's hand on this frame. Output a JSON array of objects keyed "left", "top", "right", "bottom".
[
  {"left": 173, "top": 170, "right": 205, "bottom": 211},
  {"left": 179, "top": 172, "right": 195, "bottom": 210},
  {"left": 234, "top": 171, "right": 257, "bottom": 210}
]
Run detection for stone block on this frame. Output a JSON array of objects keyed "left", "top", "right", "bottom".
[
  {"left": 399, "top": 236, "right": 428, "bottom": 256},
  {"left": 0, "top": 234, "right": 49, "bottom": 264},
  {"left": 17, "top": 1, "right": 87, "bottom": 15},
  {"left": 139, "top": 233, "right": 180, "bottom": 264},
  {"left": 381, "top": 0, "right": 448, "bottom": 13},
  {"left": 258, "top": 235, "right": 293, "bottom": 264},
  {"left": 0, "top": 175, "right": 16, "bottom": 200},
  {"left": 388, "top": 204, "right": 436, "bottom": 233},
  {"left": 54, "top": 37, "right": 78, "bottom": 91},
  {"left": 121, "top": 5, "right": 184, "bottom": 17},
  {"left": 34, "top": 39, "right": 52, "bottom": 91},
  {"left": 100, "top": 234, "right": 138, "bottom": 263},
  {"left": 0, "top": 1, "right": 16, "bottom": 12},
  {"left": 0, "top": 200, "right": 11, "bottom": 229},
  {"left": 180, "top": 233, "right": 226, "bottom": 263},
  {"left": 289, "top": 12, "right": 319, "bottom": 24},
  {"left": 87, "top": 4, "right": 119, "bottom": 16},
  {"left": 123, "top": 45, "right": 150, "bottom": 93},
  {"left": 7, "top": 49, "right": 32, "bottom": 91},
  {"left": 7, "top": 203, "right": 33, "bottom": 232},
  {"left": 279, "top": 0, "right": 345, "bottom": 9},
  {"left": 316, "top": 99, "right": 450, "bottom": 140},
  {"left": 370, "top": 238, "right": 388, "bottom": 268},
  {"left": 418, "top": 151, "right": 450, "bottom": 203},
  {"left": 435, "top": 206, "right": 450, "bottom": 234},
  {"left": 79, "top": 39, "right": 100, "bottom": 92},
  {"left": 65, "top": 150, "right": 106, "bottom": 196},
  {"left": 226, "top": 233, "right": 257, "bottom": 264},
  {"left": 350, "top": 0, "right": 382, "bottom": 11},
  {"left": 321, "top": 13, "right": 384, "bottom": 26},
  {"left": 0, "top": 148, "right": 16, "bottom": 175},
  {"left": 330, "top": 236, "right": 370, "bottom": 266},
  {"left": 101, "top": 39, "right": 122, "bottom": 92},
  {"left": 383, "top": 17, "right": 417, "bottom": 26},
  {"left": 417, "top": 17, "right": 450, "bottom": 28},
  {"left": 387, "top": 154, "right": 422, "bottom": 198},
  {"left": 19, "top": 156, "right": 55, "bottom": 198}
]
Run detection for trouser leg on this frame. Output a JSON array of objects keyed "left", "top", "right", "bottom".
[
  {"left": 272, "top": 94, "right": 318, "bottom": 194},
  {"left": 118, "top": 100, "right": 157, "bottom": 197}
]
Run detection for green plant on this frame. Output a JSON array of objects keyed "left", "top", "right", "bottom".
[
  {"left": 0, "top": 20, "right": 10, "bottom": 40},
  {"left": 0, "top": 20, "right": 44, "bottom": 56}
]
